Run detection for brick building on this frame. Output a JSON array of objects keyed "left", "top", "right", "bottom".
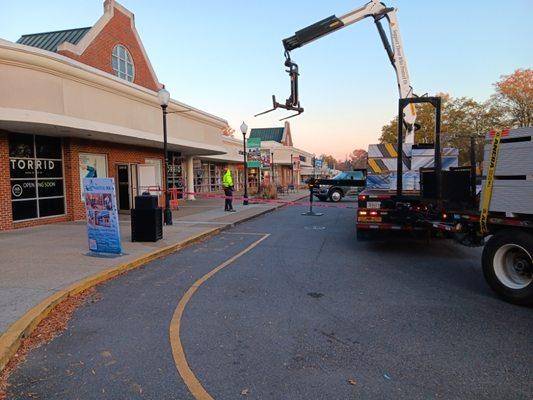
[
  {"left": 0, "top": 0, "right": 228, "bottom": 231},
  {"left": 248, "top": 122, "right": 313, "bottom": 188}
]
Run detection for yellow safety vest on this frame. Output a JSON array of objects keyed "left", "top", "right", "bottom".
[{"left": 223, "top": 170, "right": 233, "bottom": 188}]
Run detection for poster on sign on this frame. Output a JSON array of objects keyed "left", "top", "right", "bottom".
[
  {"left": 247, "top": 138, "right": 261, "bottom": 168},
  {"left": 260, "top": 150, "right": 271, "bottom": 169},
  {"left": 83, "top": 178, "right": 122, "bottom": 255},
  {"left": 79, "top": 154, "right": 107, "bottom": 201}
]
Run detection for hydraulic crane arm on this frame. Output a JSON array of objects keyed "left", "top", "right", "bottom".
[{"left": 257, "top": 0, "right": 418, "bottom": 143}]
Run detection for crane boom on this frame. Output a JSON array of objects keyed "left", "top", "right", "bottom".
[{"left": 259, "top": 0, "right": 417, "bottom": 143}]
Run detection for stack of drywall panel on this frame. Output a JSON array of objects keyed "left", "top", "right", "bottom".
[
  {"left": 367, "top": 144, "right": 411, "bottom": 174},
  {"left": 389, "top": 171, "right": 421, "bottom": 191},
  {"left": 481, "top": 127, "right": 533, "bottom": 215},
  {"left": 411, "top": 148, "right": 459, "bottom": 171},
  {"left": 366, "top": 172, "right": 421, "bottom": 191}
]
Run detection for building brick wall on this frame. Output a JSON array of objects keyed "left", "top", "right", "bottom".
[
  {"left": 58, "top": 7, "right": 159, "bottom": 92},
  {"left": 65, "top": 138, "right": 164, "bottom": 221},
  {"left": 0, "top": 131, "right": 13, "bottom": 231},
  {"left": 0, "top": 131, "right": 164, "bottom": 231}
]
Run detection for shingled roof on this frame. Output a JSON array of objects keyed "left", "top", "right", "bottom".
[
  {"left": 249, "top": 127, "right": 285, "bottom": 143},
  {"left": 17, "top": 27, "right": 91, "bottom": 52}
]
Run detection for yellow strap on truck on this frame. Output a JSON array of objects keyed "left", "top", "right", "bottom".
[{"left": 480, "top": 129, "right": 504, "bottom": 234}]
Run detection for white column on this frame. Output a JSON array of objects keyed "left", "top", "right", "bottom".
[{"left": 186, "top": 156, "right": 195, "bottom": 200}]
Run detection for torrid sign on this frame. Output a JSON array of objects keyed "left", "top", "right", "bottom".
[{"left": 9, "top": 159, "right": 62, "bottom": 179}]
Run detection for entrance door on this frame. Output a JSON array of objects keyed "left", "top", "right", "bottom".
[
  {"left": 116, "top": 164, "right": 130, "bottom": 211},
  {"left": 130, "top": 164, "right": 138, "bottom": 198}
]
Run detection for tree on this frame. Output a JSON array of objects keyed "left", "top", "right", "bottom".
[
  {"left": 379, "top": 93, "right": 450, "bottom": 145},
  {"left": 319, "top": 154, "right": 339, "bottom": 169},
  {"left": 379, "top": 94, "right": 507, "bottom": 165},
  {"left": 443, "top": 97, "right": 507, "bottom": 164},
  {"left": 349, "top": 149, "right": 368, "bottom": 169},
  {"left": 493, "top": 69, "right": 533, "bottom": 127},
  {"left": 222, "top": 125, "right": 235, "bottom": 137}
]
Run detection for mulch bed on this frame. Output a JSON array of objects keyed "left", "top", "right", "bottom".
[{"left": 0, "top": 288, "right": 96, "bottom": 399}]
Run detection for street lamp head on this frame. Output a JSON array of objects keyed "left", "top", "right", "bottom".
[
  {"left": 158, "top": 87, "right": 170, "bottom": 107},
  {"left": 240, "top": 121, "right": 248, "bottom": 135}
]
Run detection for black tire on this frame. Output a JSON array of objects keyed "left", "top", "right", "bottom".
[
  {"left": 482, "top": 230, "right": 533, "bottom": 306},
  {"left": 329, "top": 189, "right": 342, "bottom": 203}
]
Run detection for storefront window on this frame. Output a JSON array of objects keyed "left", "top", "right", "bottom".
[
  {"left": 193, "top": 162, "right": 226, "bottom": 192},
  {"left": 9, "top": 133, "right": 65, "bottom": 221},
  {"left": 165, "top": 152, "right": 183, "bottom": 197}
]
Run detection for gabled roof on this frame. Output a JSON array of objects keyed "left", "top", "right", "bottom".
[
  {"left": 249, "top": 127, "right": 285, "bottom": 143},
  {"left": 17, "top": 27, "right": 91, "bottom": 52}
]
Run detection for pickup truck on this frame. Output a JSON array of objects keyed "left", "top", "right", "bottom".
[{"left": 313, "top": 169, "right": 367, "bottom": 202}]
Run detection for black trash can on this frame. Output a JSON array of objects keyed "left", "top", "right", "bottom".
[{"left": 131, "top": 194, "right": 163, "bottom": 242}]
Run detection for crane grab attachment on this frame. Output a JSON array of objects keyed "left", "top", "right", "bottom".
[
  {"left": 255, "top": 0, "right": 418, "bottom": 142},
  {"left": 254, "top": 51, "right": 304, "bottom": 121}
]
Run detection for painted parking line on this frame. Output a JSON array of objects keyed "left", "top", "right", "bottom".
[
  {"left": 169, "top": 233, "right": 271, "bottom": 400},
  {"left": 222, "top": 231, "right": 270, "bottom": 236}
]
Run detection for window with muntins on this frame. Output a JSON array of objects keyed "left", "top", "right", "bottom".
[{"left": 111, "top": 44, "right": 134, "bottom": 82}]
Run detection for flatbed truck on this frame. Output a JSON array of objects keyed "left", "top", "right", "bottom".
[
  {"left": 357, "top": 126, "right": 533, "bottom": 306},
  {"left": 257, "top": 0, "right": 532, "bottom": 305}
]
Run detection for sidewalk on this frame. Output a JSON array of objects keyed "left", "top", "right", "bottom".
[{"left": 0, "top": 191, "right": 306, "bottom": 335}]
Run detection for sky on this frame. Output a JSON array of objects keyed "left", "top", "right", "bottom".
[{"left": 1, "top": 0, "right": 532, "bottom": 160}]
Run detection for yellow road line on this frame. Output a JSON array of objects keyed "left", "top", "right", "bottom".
[
  {"left": 169, "top": 234, "right": 271, "bottom": 400},
  {"left": 0, "top": 227, "right": 226, "bottom": 372},
  {"left": 222, "top": 232, "right": 269, "bottom": 236}
]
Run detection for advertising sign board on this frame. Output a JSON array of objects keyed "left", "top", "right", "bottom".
[
  {"left": 260, "top": 150, "right": 271, "bottom": 169},
  {"left": 83, "top": 178, "right": 122, "bottom": 255},
  {"left": 247, "top": 138, "right": 261, "bottom": 168}
]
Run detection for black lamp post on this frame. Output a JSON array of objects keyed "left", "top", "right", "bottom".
[
  {"left": 240, "top": 122, "right": 249, "bottom": 206},
  {"left": 291, "top": 153, "right": 294, "bottom": 187},
  {"left": 271, "top": 151, "right": 275, "bottom": 184},
  {"left": 157, "top": 87, "right": 173, "bottom": 225}
]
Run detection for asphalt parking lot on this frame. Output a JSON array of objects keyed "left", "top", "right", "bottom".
[{"left": 7, "top": 203, "right": 533, "bottom": 400}]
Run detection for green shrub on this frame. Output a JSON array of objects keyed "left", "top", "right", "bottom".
[{"left": 260, "top": 183, "right": 278, "bottom": 199}]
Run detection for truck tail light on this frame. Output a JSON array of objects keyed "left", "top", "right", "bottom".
[{"left": 359, "top": 210, "right": 380, "bottom": 216}]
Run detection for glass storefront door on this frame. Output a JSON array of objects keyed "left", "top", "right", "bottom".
[
  {"left": 167, "top": 152, "right": 184, "bottom": 198},
  {"left": 116, "top": 164, "right": 130, "bottom": 211}
]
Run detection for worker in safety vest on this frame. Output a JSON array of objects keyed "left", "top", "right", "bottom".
[{"left": 223, "top": 166, "right": 236, "bottom": 212}]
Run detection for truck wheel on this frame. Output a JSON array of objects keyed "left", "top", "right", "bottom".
[
  {"left": 329, "top": 189, "right": 342, "bottom": 203},
  {"left": 482, "top": 230, "right": 533, "bottom": 306}
]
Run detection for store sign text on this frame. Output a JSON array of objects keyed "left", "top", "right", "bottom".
[{"left": 10, "top": 159, "right": 56, "bottom": 171}]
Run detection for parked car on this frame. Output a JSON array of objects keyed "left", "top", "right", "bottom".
[{"left": 313, "top": 170, "right": 367, "bottom": 202}]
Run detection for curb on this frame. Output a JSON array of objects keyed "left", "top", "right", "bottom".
[{"left": 0, "top": 196, "right": 305, "bottom": 372}]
